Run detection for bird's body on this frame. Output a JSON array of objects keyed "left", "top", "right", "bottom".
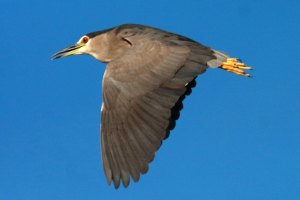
[{"left": 52, "top": 24, "right": 252, "bottom": 189}]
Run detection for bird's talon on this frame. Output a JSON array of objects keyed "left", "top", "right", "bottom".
[{"left": 219, "top": 58, "right": 252, "bottom": 77}]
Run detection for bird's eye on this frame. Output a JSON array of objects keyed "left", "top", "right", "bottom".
[{"left": 82, "top": 37, "right": 89, "bottom": 44}]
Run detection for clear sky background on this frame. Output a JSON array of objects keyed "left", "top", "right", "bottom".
[{"left": 1, "top": 0, "right": 300, "bottom": 199}]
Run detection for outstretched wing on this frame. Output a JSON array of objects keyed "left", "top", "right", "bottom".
[{"left": 100, "top": 36, "right": 214, "bottom": 188}]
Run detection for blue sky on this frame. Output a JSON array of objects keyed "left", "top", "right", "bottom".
[{"left": 1, "top": 0, "right": 300, "bottom": 199}]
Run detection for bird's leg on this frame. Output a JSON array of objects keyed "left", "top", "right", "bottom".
[{"left": 219, "top": 58, "right": 253, "bottom": 77}]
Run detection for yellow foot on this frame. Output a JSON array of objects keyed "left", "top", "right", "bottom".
[{"left": 219, "top": 58, "right": 253, "bottom": 77}]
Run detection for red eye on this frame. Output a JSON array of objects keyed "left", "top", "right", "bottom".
[{"left": 82, "top": 37, "right": 89, "bottom": 43}]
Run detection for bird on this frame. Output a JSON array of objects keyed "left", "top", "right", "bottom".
[{"left": 52, "top": 24, "right": 252, "bottom": 189}]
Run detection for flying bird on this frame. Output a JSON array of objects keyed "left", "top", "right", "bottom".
[{"left": 52, "top": 24, "right": 252, "bottom": 189}]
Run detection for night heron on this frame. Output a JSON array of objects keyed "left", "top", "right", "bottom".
[{"left": 52, "top": 24, "right": 252, "bottom": 189}]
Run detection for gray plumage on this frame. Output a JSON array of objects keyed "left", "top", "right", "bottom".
[{"left": 52, "top": 24, "right": 252, "bottom": 189}]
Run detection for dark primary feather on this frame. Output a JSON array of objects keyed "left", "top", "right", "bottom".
[{"left": 100, "top": 24, "right": 227, "bottom": 188}]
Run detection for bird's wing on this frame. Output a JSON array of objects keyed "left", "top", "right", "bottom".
[{"left": 100, "top": 37, "right": 210, "bottom": 188}]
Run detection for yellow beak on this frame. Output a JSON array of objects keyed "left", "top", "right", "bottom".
[{"left": 51, "top": 43, "right": 84, "bottom": 60}]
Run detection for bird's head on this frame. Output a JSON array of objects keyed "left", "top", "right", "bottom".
[{"left": 51, "top": 28, "right": 131, "bottom": 62}]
